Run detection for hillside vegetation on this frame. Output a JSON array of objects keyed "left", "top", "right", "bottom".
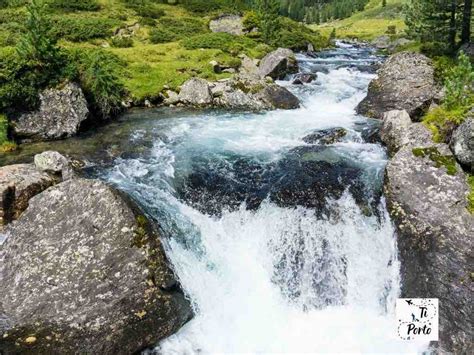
[
  {"left": 0, "top": 0, "right": 325, "bottom": 101},
  {"left": 312, "top": 0, "right": 405, "bottom": 41}
]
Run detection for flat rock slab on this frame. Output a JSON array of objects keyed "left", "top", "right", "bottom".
[{"left": 0, "top": 179, "right": 191, "bottom": 354}]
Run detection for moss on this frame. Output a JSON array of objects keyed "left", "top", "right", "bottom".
[
  {"left": 423, "top": 106, "right": 469, "bottom": 143},
  {"left": 412, "top": 147, "right": 457, "bottom": 176},
  {"left": 467, "top": 175, "right": 474, "bottom": 214}
]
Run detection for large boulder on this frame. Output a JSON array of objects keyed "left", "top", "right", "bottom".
[
  {"left": 380, "top": 110, "right": 433, "bottom": 155},
  {"left": 357, "top": 52, "right": 440, "bottom": 120},
  {"left": 178, "top": 78, "right": 213, "bottom": 107},
  {"left": 450, "top": 117, "right": 474, "bottom": 171},
  {"left": 259, "top": 48, "right": 299, "bottom": 80},
  {"left": 0, "top": 164, "right": 59, "bottom": 227},
  {"left": 0, "top": 179, "right": 191, "bottom": 354},
  {"left": 302, "top": 127, "right": 347, "bottom": 145},
  {"left": 12, "top": 82, "right": 89, "bottom": 142},
  {"left": 258, "top": 85, "right": 300, "bottom": 110},
  {"left": 384, "top": 144, "right": 473, "bottom": 353},
  {"left": 209, "top": 14, "right": 244, "bottom": 36}
]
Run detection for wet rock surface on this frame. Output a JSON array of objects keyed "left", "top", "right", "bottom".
[
  {"left": 384, "top": 144, "right": 474, "bottom": 354},
  {"left": 178, "top": 145, "right": 377, "bottom": 217},
  {"left": 302, "top": 128, "right": 347, "bottom": 145},
  {"left": 357, "top": 52, "right": 440, "bottom": 120},
  {"left": 0, "top": 178, "right": 192, "bottom": 354},
  {"left": 12, "top": 82, "right": 89, "bottom": 142}
]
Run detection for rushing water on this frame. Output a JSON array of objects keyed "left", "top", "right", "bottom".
[{"left": 2, "top": 43, "right": 428, "bottom": 353}]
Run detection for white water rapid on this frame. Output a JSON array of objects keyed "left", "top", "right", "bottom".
[{"left": 102, "top": 43, "right": 429, "bottom": 354}]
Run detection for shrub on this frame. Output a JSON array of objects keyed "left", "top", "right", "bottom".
[
  {"left": 68, "top": 48, "right": 126, "bottom": 119},
  {"left": 180, "top": 0, "right": 248, "bottom": 14},
  {"left": 158, "top": 16, "right": 207, "bottom": 38},
  {"left": 50, "top": 17, "right": 118, "bottom": 42},
  {"left": 243, "top": 11, "right": 259, "bottom": 31},
  {"left": 49, "top": 0, "right": 100, "bottom": 12},
  {"left": 134, "top": 4, "right": 165, "bottom": 19},
  {"left": 149, "top": 27, "right": 176, "bottom": 44},
  {"left": 444, "top": 52, "right": 474, "bottom": 110},
  {"left": 138, "top": 16, "right": 156, "bottom": 26},
  {"left": 110, "top": 36, "right": 133, "bottom": 48}
]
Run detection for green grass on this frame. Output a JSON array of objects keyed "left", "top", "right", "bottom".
[
  {"left": 0, "top": 114, "right": 16, "bottom": 152},
  {"left": 312, "top": 0, "right": 406, "bottom": 41}
]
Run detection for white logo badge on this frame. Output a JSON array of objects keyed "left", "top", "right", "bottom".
[{"left": 396, "top": 298, "right": 439, "bottom": 341}]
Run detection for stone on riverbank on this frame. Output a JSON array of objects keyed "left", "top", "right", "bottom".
[
  {"left": 12, "top": 82, "right": 89, "bottom": 142},
  {"left": 258, "top": 48, "right": 299, "bottom": 80},
  {"left": 384, "top": 144, "right": 473, "bottom": 353},
  {"left": 0, "top": 178, "right": 192, "bottom": 354},
  {"left": 450, "top": 116, "right": 474, "bottom": 171},
  {"left": 357, "top": 52, "right": 440, "bottom": 120},
  {"left": 209, "top": 14, "right": 244, "bottom": 36}
]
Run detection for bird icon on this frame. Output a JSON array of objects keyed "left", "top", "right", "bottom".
[{"left": 406, "top": 300, "right": 414, "bottom": 306}]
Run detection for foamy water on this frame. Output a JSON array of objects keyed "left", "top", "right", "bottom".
[{"left": 102, "top": 43, "right": 428, "bottom": 354}]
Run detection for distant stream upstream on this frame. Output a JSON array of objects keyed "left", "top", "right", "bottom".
[{"left": 1, "top": 43, "right": 429, "bottom": 353}]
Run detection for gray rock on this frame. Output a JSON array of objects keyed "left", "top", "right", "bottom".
[
  {"left": 258, "top": 85, "right": 300, "bottom": 110},
  {"left": 387, "top": 38, "right": 414, "bottom": 53},
  {"left": 380, "top": 110, "right": 433, "bottom": 155},
  {"left": 178, "top": 78, "right": 213, "bottom": 107},
  {"left": 209, "top": 14, "right": 244, "bottom": 36},
  {"left": 450, "top": 117, "right": 474, "bottom": 171},
  {"left": 209, "top": 60, "right": 221, "bottom": 73},
  {"left": 372, "top": 35, "right": 391, "bottom": 49},
  {"left": 216, "top": 89, "right": 266, "bottom": 111},
  {"left": 292, "top": 73, "right": 317, "bottom": 85},
  {"left": 384, "top": 144, "right": 473, "bottom": 354},
  {"left": 357, "top": 52, "right": 440, "bottom": 120},
  {"left": 259, "top": 48, "right": 299, "bottom": 80},
  {"left": 303, "top": 128, "right": 347, "bottom": 145},
  {"left": 459, "top": 42, "right": 474, "bottom": 59},
  {"left": 0, "top": 164, "right": 59, "bottom": 227},
  {"left": 0, "top": 179, "right": 191, "bottom": 354},
  {"left": 13, "top": 82, "right": 89, "bottom": 142},
  {"left": 34, "top": 151, "right": 74, "bottom": 180},
  {"left": 164, "top": 90, "right": 180, "bottom": 105}
]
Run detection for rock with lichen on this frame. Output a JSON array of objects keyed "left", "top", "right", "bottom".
[
  {"left": 0, "top": 178, "right": 192, "bottom": 354},
  {"left": 357, "top": 52, "right": 441, "bottom": 120},
  {"left": 384, "top": 144, "right": 473, "bottom": 353}
]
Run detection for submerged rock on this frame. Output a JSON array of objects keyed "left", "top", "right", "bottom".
[
  {"left": 450, "top": 117, "right": 474, "bottom": 171},
  {"left": 259, "top": 48, "right": 299, "bottom": 80},
  {"left": 357, "top": 52, "right": 440, "bottom": 120},
  {"left": 0, "top": 178, "right": 192, "bottom": 354},
  {"left": 384, "top": 144, "right": 473, "bottom": 353},
  {"left": 302, "top": 128, "right": 347, "bottom": 145},
  {"left": 12, "top": 82, "right": 89, "bottom": 142}
]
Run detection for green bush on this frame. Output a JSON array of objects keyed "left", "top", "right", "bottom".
[
  {"left": 48, "top": 0, "right": 100, "bottom": 12},
  {"left": 138, "top": 16, "right": 156, "bottom": 26},
  {"left": 134, "top": 4, "right": 165, "bottom": 19},
  {"left": 50, "top": 16, "right": 119, "bottom": 42},
  {"left": 276, "top": 17, "right": 326, "bottom": 51},
  {"left": 149, "top": 27, "right": 176, "bottom": 43},
  {"left": 110, "top": 36, "right": 133, "bottom": 48},
  {"left": 68, "top": 48, "right": 126, "bottom": 119},
  {"left": 0, "top": 114, "right": 16, "bottom": 152},
  {"left": 242, "top": 10, "right": 259, "bottom": 31},
  {"left": 180, "top": 0, "right": 248, "bottom": 14},
  {"left": 444, "top": 52, "right": 474, "bottom": 110},
  {"left": 158, "top": 16, "right": 207, "bottom": 38}
]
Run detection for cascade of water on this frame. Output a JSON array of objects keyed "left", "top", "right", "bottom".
[{"left": 102, "top": 43, "right": 428, "bottom": 354}]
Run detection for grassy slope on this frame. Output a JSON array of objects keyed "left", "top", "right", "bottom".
[
  {"left": 0, "top": 1, "right": 271, "bottom": 103},
  {"left": 312, "top": 0, "right": 406, "bottom": 41}
]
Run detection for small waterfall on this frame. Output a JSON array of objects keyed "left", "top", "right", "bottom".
[{"left": 101, "top": 43, "right": 428, "bottom": 354}]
